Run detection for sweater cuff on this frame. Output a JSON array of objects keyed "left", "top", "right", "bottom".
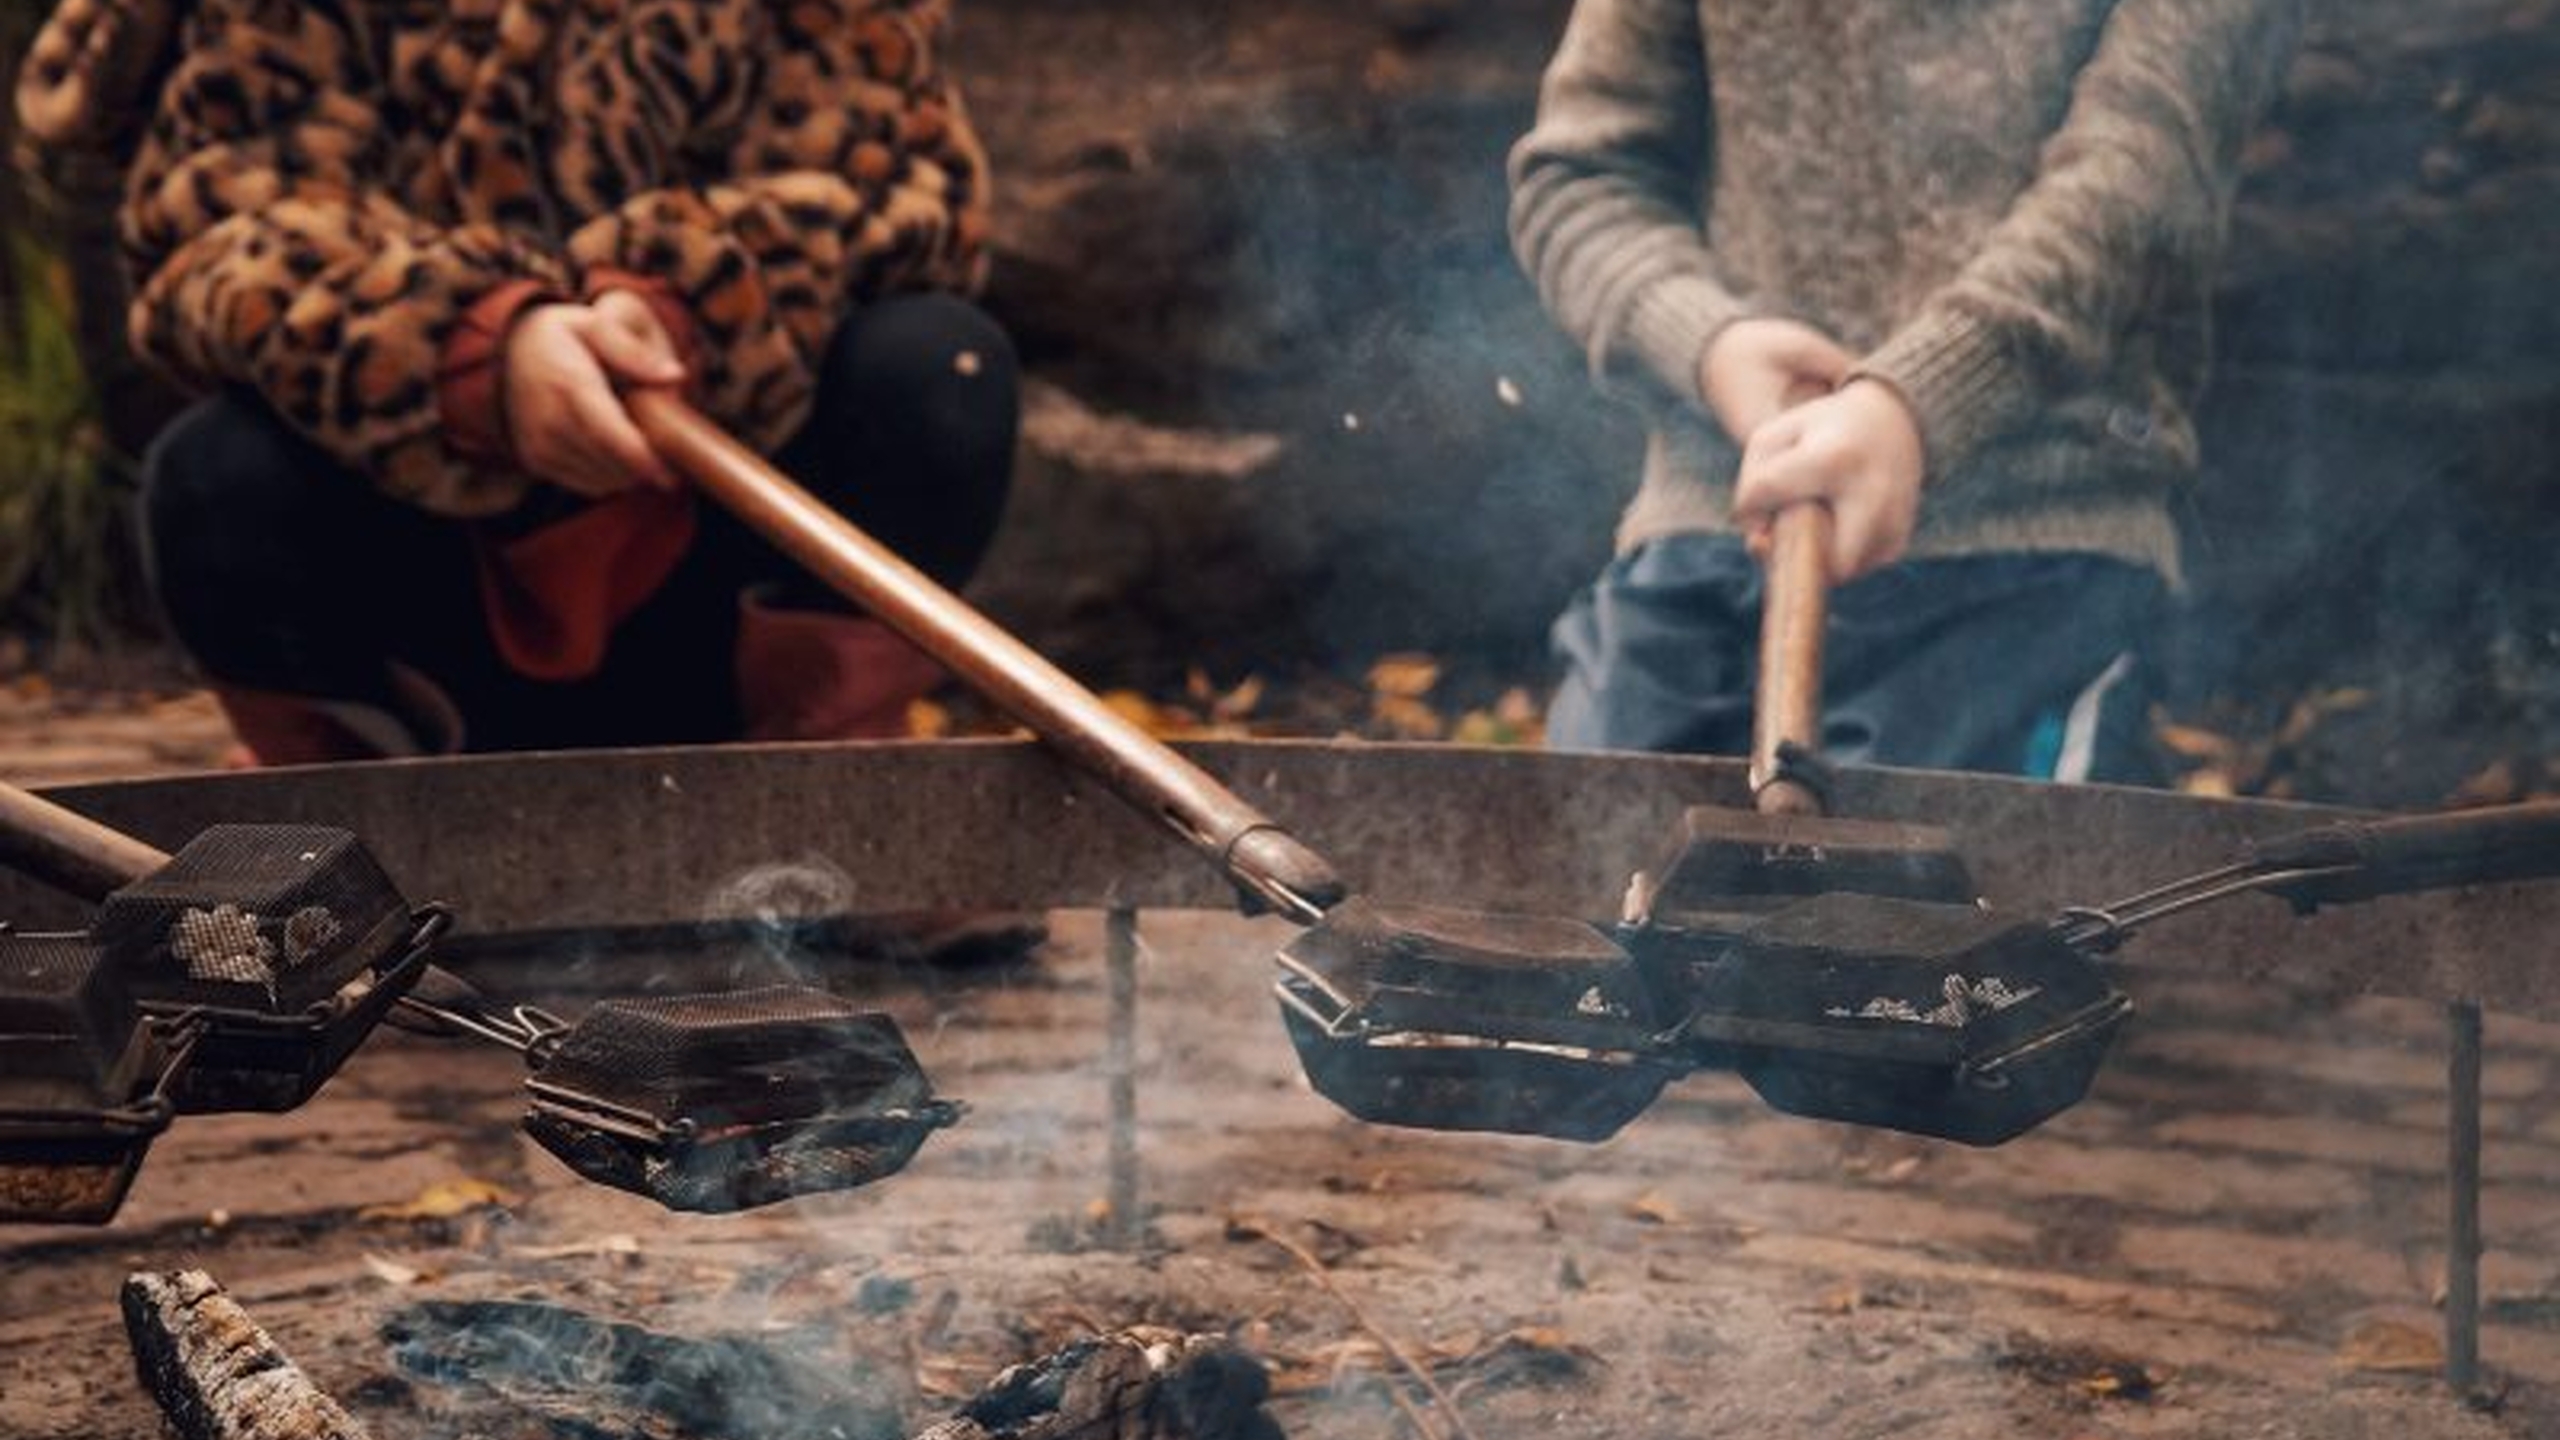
[
  {"left": 1849, "top": 311, "right": 2031, "bottom": 482},
  {"left": 1614, "top": 269, "right": 1756, "bottom": 411},
  {"left": 437, "top": 278, "right": 565, "bottom": 465}
]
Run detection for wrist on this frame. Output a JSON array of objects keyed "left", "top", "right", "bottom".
[
  {"left": 1694, "top": 315, "right": 1769, "bottom": 409},
  {"left": 440, "top": 279, "right": 569, "bottom": 465},
  {"left": 1849, "top": 311, "right": 2021, "bottom": 482},
  {"left": 1840, "top": 375, "right": 1926, "bottom": 479}
]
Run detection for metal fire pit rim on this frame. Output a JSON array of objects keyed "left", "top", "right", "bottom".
[{"left": 19, "top": 738, "right": 2557, "bottom": 1018}]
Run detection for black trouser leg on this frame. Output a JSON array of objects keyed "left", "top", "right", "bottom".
[
  {"left": 139, "top": 392, "right": 482, "bottom": 706},
  {"left": 750, "top": 291, "right": 1020, "bottom": 598}
]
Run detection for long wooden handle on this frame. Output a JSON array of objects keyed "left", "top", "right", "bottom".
[
  {"left": 2250, "top": 800, "right": 2560, "bottom": 907},
  {"left": 1750, "top": 505, "right": 1832, "bottom": 817},
  {"left": 627, "top": 391, "right": 1345, "bottom": 922},
  {"left": 0, "top": 779, "right": 171, "bottom": 902}
]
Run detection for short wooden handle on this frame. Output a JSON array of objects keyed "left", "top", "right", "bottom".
[
  {"left": 1751, "top": 505, "right": 1832, "bottom": 817},
  {"left": 0, "top": 779, "right": 170, "bottom": 902}
]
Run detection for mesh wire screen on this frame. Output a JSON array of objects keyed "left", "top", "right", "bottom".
[
  {"left": 0, "top": 1135, "right": 153, "bottom": 1224},
  {"left": 524, "top": 1102, "right": 955, "bottom": 1213},
  {"left": 0, "top": 933, "right": 140, "bottom": 1095},
  {"left": 95, "top": 825, "right": 409, "bottom": 1012},
  {"left": 536, "top": 987, "right": 928, "bottom": 1127}
]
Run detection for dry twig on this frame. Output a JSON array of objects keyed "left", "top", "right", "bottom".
[{"left": 1228, "top": 1216, "right": 1483, "bottom": 1440}]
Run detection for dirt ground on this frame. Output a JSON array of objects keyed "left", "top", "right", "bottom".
[
  {"left": 0, "top": 673, "right": 231, "bottom": 786},
  {"left": 6, "top": 906, "right": 2560, "bottom": 1440}
]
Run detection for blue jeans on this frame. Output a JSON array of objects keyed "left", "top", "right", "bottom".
[{"left": 1549, "top": 534, "right": 2166, "bottom": 784}]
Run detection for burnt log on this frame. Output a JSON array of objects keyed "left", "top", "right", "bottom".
[
  {"left": 121, "top": 1270, "right": 372, "bottom": 1440},
  {"left": 382, "top": 1298, "right": 1276, "bottom": 1440},
  {"left": 917, "top": 1328, "right": 1281, "bottom": 1440},
  {"left": 381, "top": 1297, "right": 909, "bottom": 1440}
]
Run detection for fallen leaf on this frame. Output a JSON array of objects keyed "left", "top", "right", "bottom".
[
  {"left": 362, "top": 1254, "right": 432, "bottom": 1286},
  {"left": 1452, "top": 707, "right": 1534, "bottom": 747},
  {"left": 2276, "top": 687, "right": 2372, "bottom": 747},
  {"left": 2177, "top": 767, "right": 2238, "bottom": 799},
  {"left": 1626, "top": 1191, "right": 1681, "bottom": 1226},
  {"left": 1879, "top": 1155, "right": 1924, "bottom": 1184},
  {"left": 905, "top": 697, "right": 951, "bottom": 738},
  {"left": 2076, "top": 1362, "right": 2160, "bottom": 1400},
  {"left": 1812, "top": 1282, "right": 1864, "bottom": 1315},
  {"left": 360, "top": 1177, "right": 518, "bottom": 1222},
  {"left": 1449, "top": 1327, "right": 1600, "bottom": 1387},
  {"left": 2153, "top": 720, "right": 2237, "bottom": 761},
  {"left": 1371, "top": 693, "right": 1445, "bottom": 741},
  {"left": 1095, "top": 681, "right": 1203, "bottom": 727},
  {"left": 512, "top": 1233, "right": 642, "bottom": 1261},
  {"left": 2336, "top": 1319, "right": 2443, "bottom": 1373},
  {"left": 1211, "top": 674, "right": 1266, "bottom": 724},
  {"left": 1366, "top": 654, "right": 1442, "bottom": 699},
  {"left": 1100, "top": 689, "right": 1172, "bottom": 733},
  {"left": 2449, "top": 760, "right": 2524, "bottom": 808}
]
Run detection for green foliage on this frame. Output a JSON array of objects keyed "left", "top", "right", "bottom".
[{"left": 0, "top": 229, "right": 139, "bottom": 650}]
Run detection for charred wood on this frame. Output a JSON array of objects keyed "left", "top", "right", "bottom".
[
  {"left": 121, "top": 1269, "right": 372, "bottom": 1440},
  {"left": 124, "top": 1275, "right": 1277, "bottom": 1440},
  {"left": 381, "top": 1297, "right": 907, "bottom": 1440},
  {"left": 916, "top": 1328, "right": 1280, "bottom": 1440}
]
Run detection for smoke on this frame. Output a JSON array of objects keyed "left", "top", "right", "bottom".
[
  {"left": 698, "top": 854, "right": 864, "bottom": 982},
  {"left": 382, "top": 1297, "right": 908, "bottom": 1440}
]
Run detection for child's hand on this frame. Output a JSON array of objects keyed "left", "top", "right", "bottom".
[
  {"left": 503, "top": 295, "right": 688, "bottom": 498},
  {"left": 1697, "top": 318, "right": 1853, "bottom": 441},
  {"left": 1731, "top": 379, "right": 1925, "bottom": 583}
]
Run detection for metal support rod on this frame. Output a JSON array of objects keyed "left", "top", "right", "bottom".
[
  {"left": 1105, "top": 907, "right": 1142, "bottom": 1250},
  {"left": 2446, "top": 998, "right": 2483, "bottom": 1396}
]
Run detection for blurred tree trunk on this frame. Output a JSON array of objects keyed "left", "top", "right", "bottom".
[
  {"left": 1, "top": 0, "right": 39, "bottom": 358},
  {"left": 1, "top": 0, "right": 184, "bottom": 462}
]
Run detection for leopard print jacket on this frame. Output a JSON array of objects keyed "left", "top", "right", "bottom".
[{"left": 18, "top": 0, "right": 990, "bottom": 515}]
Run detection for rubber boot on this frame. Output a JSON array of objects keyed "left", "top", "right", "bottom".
[
  {"left": 213, "top": 663, "right": 465, "bottom": 767},
  {"left": 733, "top": 591, "right": 946, "bottom": 742}
]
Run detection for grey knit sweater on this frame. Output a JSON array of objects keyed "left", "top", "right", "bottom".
[{"left": 1509, "top": 0, "right": 2302, "bottom": 581}]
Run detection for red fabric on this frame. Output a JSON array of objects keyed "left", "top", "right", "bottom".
[
  {"left": 735, "top": 595, "right": 946, "bottom": 741},
  {"left": 436, "top": 277, "right": 563, "bottom": 463},
  {"left": 212, "top": 687, "right": 388, "bottom": 767},
  {"left": 446, "top": 269, "right": 712, "bottom": 683},
  {"left": 475, "top": 489, "right": 700, "bottom": 681}
]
